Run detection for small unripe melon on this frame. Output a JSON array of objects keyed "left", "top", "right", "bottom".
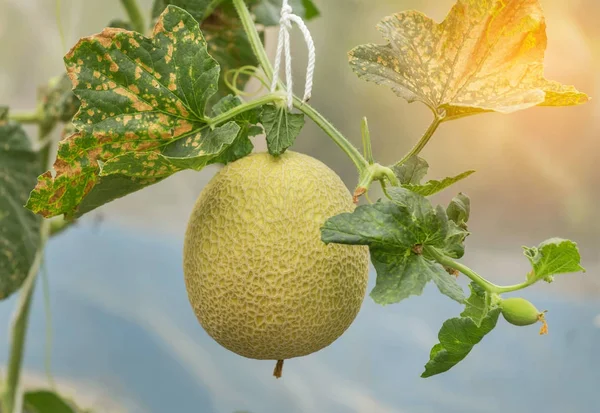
[
  {"left": 500, "top": 297, "right": 542, "bottom": 326},
  {"left": 183, "top": 151, "right": 370, "bottom": 360}
]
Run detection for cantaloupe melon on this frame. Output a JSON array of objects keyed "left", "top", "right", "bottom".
[{"left": 183, "top": 151, "right": 369, "bottom": 374}]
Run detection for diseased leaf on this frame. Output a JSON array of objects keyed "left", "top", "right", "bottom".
[
  {"left": 422, "top": 308, "right": 501, "bottom": 377},
  {"left": 0, "top": 113, "right": 44, "bottom": 299},
  {"left": 391, "top": 155, "right": 428, "bottom": 185},
  {"left": 404, "top": 170, "right": 475, "bottom": 196},
  {"left": 261, "top": 104, "right": 304, "bottom": 155},
  {"left": 322, "top": 188, "right": 465, "bottom": 305},
  {"left": 349, "top": 0, "right": 588, "bottom": 121},
  {"left": 26, "top": 6, "right": 243, "bottom": 219},
  {"left": 460, "top": 282, "right": 490, "bottom": 326},
  {"left": 23, "top": 389, "right": 83, "bottom": 413},
  {"left": 100, "top": 121, "right": 240, "bottom": 177},
  {"left": 523, "top": 238, "right": 585, "bottom": 283}
]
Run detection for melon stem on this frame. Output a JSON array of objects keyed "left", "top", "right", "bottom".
[{"left": 273, "top": 360, "right": 284, "bottom": 379}]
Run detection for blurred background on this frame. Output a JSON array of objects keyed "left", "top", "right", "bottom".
[{"left": 0, "top": 0, "right": 599, "bottom": 412}]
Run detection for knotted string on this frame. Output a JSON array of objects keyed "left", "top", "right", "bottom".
[{"left": 269, "top": 0, "right": 316, "bottom": 110}]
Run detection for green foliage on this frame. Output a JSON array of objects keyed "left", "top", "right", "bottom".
[
  {"left": 0, "top": 0, "right": 590, "bottom": 390},
  {"left": 392, "top": 156, "right": 474, "bottom": 196},
  {"left": 349, "top": 0, "right": 588, "bottom": 121},
  {"left": 23, "top": 390, "right": 86, "bottom": 413},
  {"left": 26, "top": 6, "right": 247, "bottom": 219},
  {"left": 391, "top": 155, "right": 428, "bottom": 185},
  {"left": 422, "top": 308, "right": 501, "bottom": 377},
  {"left": 0, "top": 110, "right": 44, "bottom": 299},
  {"left": 38, "top": 74, "right": 80, "bottom": 138},
  {"left": 446, "top": 193, "right": 470, "bottom": 230},
  {"left": 150, "top": 0, "right": 319, "bottom": 99},
  {"left": 524, "top": 238, "right": 586, "bottom": 283},
  {"left": 460, "top": 283, "right": 491, "bottom": 327},
  {"left": 403, "top": 170, "right": 475, "bottom": 196},
  {"left": 260, "top": 104, "right": 305, "bottom": 155},
  {"left": 211, "top": 95, "right": 262, "bottom": 163},
  {"left": 322, "top": 187, "right": 466, "bottom": 305}
]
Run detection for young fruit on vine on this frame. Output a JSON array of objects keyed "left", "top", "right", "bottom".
[
  {"left": 500, "top": 297, "right": 548, "bottom": 334},
  {"left": 182, "top": 151, "right": 369, "bottom": 377}
]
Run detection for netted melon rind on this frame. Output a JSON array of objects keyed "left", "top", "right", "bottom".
[{"left": 183, "top": 151, "right": 370, "bottom": 360}]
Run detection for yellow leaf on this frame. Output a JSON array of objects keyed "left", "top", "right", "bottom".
[{"left": 349, "top": 0, "right": 589, "bottom": 121}]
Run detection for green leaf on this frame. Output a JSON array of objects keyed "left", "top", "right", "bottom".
[
  {"left": 523, "top": 238, "right": 585, "bottom": 283},
  {"left": 460, "top": 282, "right": 490, "bottom": 327},
  {"left": 23, "top": 390, "right": 83, "bottom": 413},
  {"left": 422, "top": 308, "right": 501, "bottom": 377},
  {"left": 0, "top": 113, "right": 44, "bottom": 299},
  {"left": 210, "top": 95, "right": 261, "bottom": 164},
  {"left": 322, "top": 187, "right": 465, "bottom": 304},
  {"left": 371, "top": 253, "right": 444, "bottom": 304},
  {"left": 403, "top": 170, "right": 475, "bottom": 196},
  {"left": 441, "top": 220, "right": 469, "bottom": 259},
  {"left": 260, "top": 104, "right": 304, "bottom": 155},
  {"left": 429, "top": 262, "right": 466, "bottom": 303},
  {"left": 447, "top": 192, "right": 470, "bottom": 229},
  {"left": 26, "top": 6, "right": 241, "bottom": 219},
  {"left": 391, "top": 155, "right": 428, "bottom": 185},
  {"left": 38, "top": 74, "right": 80, "bottom": 138},
  {"left": 348, "top": 0, "right": 588, "bottom": 121}
]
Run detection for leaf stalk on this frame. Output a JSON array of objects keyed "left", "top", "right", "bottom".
[
  {"left": 119, "top": 0, "right": 146, "bottom": 34},
  {"left": 424, "top": 246, "right": 537, "bottom": 294}
]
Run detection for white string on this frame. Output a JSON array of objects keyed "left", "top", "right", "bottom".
[{"left": 270, "top": 0, "right": 316, "bottom": 110}]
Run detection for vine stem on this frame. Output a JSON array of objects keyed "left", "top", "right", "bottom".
[
  {"left": 208, "top": 93, "right": 284, "bottom": 127},
  {"left": 424, "top": 246, "right": 536, "bottom": 294},
  {"left": 1, "top": 221, "right": 51, "bottom": 413},
  {"left": 232, "top": 0, "right": 370, "bottom": 174},
  {"left": 8, "top": 111, "right": 43, "bottom": 124},
  {"left": 120, "top": 0, "right": 146, "bottom": 34},
  {"left": 1, "top": 139, "right": 55, "bottom": 413},
  {"left": 293, "top": 98, "right": 369, "bottom": 173},
  {"left": 395, "top": 115, "right": 442, "bottom": 166},
  {"left": 232, "top": 0, "right": 275, "bottom": 82}
]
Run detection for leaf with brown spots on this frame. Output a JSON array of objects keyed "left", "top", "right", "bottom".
[
  {"left": 151, "top": 0, "right": 319, "bottom": 100},
  {"left": 349, "top": 0, "right": 589, "bottom": 121},
  {"left": 0, "top": 110, "right": 44, "bottom": 299},
  {"left": 25, "top": 6, "right": 243, "bottom": 219}
]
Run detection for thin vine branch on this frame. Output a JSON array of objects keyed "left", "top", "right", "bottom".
[
  {"left": 424, "top": 246, "right": 537, "bottom": 295},
  {"left": 1, "top": 221, "right": 50, "bottom": 413},
  {"left": 120, "top": 0, "right": 146, "bottom": 34},
  {"left": 395, "top": 115, "right": 443, "bottom": 166},
  {"left": 8, "top": 111, "right": 43, "bottom": 124}
]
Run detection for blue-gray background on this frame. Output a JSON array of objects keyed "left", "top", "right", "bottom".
[{"left": 1, "top": 0, "right": 599, "bottom": 412}]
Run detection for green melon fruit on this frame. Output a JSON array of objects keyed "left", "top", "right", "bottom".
[
  {"left": 183, "top": 151, "right": 370, "bottom": 365},
  {"left": 500, "top": 297, "right": 543, "bottom": 326}
]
